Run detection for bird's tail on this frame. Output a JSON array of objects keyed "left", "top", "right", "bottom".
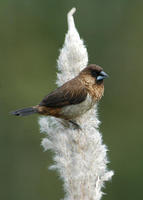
[{"left": 11, "top": 107, "right": 38, "bottom": 116}]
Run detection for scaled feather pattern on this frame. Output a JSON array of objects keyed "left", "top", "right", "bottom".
[{"left": 39, "top": 8, "right": 113, "bottom": 200}]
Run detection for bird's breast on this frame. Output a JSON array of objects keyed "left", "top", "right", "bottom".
[{"left": 60, "top": 94, "right": 95, "bottom": 119}]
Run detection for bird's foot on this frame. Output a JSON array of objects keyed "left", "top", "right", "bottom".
[{"left": 69, "top": 120, "right": 82, "bottom": 130}]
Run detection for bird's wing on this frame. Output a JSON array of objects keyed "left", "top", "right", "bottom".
[{"left": 39, "top": 78, "right": 87, "bottom": 108}]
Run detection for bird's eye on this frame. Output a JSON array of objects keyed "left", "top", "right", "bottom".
[{"left": 91, "top": 70, "right": 98, "bottom": 77}]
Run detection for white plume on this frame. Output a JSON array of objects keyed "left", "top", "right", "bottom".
[{"left": 39, "top": 8, "right": 113, "bottom": 200}]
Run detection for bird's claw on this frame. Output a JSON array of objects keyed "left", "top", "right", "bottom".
[{"left": 69, "top": 120, "right": 82, "bottom": 130}]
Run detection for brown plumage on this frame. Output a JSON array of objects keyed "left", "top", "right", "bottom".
[{"left": 11, "top": 64, "right": 108, "bottom": 125}]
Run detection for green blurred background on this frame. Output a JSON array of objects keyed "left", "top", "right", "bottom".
[{"left": 1, "top": 0, "right": 143, "bottom": 199}]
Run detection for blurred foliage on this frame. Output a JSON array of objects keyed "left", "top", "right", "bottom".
[{"left": 0, "top": 0, "right": 143, "bottom": 200}]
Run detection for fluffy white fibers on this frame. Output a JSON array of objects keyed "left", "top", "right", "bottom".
[{"left": 39, "top": 8, "right": 113, "bottom": 200}]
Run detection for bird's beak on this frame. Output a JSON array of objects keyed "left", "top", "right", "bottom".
[{"left": 97, "top": 71, "right": 109, "bottom": 81}]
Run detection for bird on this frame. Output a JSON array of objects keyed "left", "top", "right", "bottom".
[{"left": 11, "top": 64, "right": 108, "bottom": 129}]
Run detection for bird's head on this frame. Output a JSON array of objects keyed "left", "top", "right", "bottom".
[
  {"left": 80, "top": 64, "right": 109, "bottom": 84},
  {"left": 79, "top": 64, "right": 108, "bottom": 101}
]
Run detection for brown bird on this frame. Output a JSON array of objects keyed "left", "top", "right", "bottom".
[{"left": 11, "top": 64, "right": 108, "bottom": 128}]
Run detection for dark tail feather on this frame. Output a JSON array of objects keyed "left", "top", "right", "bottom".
[{"left": 11, "top": 107, "right": 38, "bottom": 116}]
